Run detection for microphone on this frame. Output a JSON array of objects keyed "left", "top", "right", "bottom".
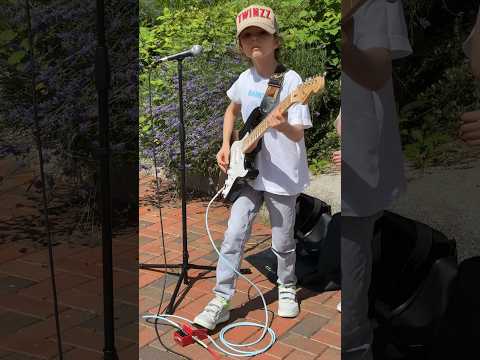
[{"left": 158, "top": 45, "right": 203, "bottom": 63}]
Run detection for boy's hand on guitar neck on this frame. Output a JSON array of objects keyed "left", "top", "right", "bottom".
[
  {"left": 267, "top": 107, "right": 289, "bottom": 133},
  {"left": 267, "top": 107, "right": 305, "bottom": 142},
  {"left": 243, "top": 108, "right": 291, "bottom": 154}
]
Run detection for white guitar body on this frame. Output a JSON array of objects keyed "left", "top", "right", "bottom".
[{"left": 221, "top": 134, "right": 259, "bottom": 199}]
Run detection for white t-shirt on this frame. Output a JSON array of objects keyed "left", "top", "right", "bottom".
[
  {"left": 227, "top": 68, "right": 312, "bottom": 196},
  {"left": 342, "top": 0, "right": 413, "bottom": 217},
  {"left": 463, "top": 7, "right": 480, "bottom": 58}
]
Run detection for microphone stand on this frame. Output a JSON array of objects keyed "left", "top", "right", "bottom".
[
  {"left": 139, "top": 58, "right": 250, "bottom": 315},
  {"left": 95, "top": 0, "right": 118, "bottom": 359}
]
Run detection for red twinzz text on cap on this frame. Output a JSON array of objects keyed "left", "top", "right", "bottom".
[{"left": 237, "top": 7, "right": 271, "bottom": 24}]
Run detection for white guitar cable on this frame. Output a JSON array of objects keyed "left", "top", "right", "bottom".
[{"left": 143, "top": 187, "right": 277, "bottom": 357}]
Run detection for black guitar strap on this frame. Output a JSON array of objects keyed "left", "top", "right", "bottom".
[
  {"left": 246, "top": 63, "right": 287, "bottom": 156},
  {"left": 260, "top": 63, "right": 288, "bottom": 114}
]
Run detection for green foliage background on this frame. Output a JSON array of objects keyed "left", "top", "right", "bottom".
[
  {"left": 139, "top": 0, "right": 341, "bottom": 177},
  {"left": 396, "top": 0, "right": 479, "bottom": 168}
]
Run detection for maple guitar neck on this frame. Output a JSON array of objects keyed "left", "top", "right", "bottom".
[{"left": 241, "top": 95, "right": 292, "bottom": 153}]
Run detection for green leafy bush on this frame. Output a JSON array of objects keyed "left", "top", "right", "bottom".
[
  {"left": 140, "top": 0, "right": 341, "bottom": 178},
  {"left": 395, "top": 1, "right": 479, "bottom": 168}
]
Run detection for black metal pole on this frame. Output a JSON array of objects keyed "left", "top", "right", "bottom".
[
  {"left": 95, "top": 1, "right": 117, "bottom": 359},
  {"left": 163, "top": 59, "right": 190, "bottom": 315},
  {"left": 25, "top": 1, "right": 64, "bottom": 358},
  {"left": 177, "top": 59, "right": 190, "bottom": 287}
]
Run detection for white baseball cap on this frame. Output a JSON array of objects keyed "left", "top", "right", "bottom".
[{"left": 236, "top": 5, "right": 279, "bottom": 38}]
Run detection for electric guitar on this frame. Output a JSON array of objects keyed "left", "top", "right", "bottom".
[{"left": 221, "top": 75, "right": 326, "bottom": 200}]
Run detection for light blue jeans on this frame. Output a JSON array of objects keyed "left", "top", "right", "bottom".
[
  {"left": 213, "top": 185, "right": 298, "bottom": 301},
  {"left": 342, "top": 211, "right": 384, "bottom": 360}
]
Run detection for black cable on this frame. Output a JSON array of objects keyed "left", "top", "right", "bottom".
[
  {"left": 146, "top": 68, "right": 191, "bottom": 360},
  {"left": 25, "top": 0, "right": 64, "bottom": 358}
]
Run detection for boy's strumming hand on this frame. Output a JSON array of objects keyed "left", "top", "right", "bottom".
[
  {"left": 217, "top": 144, "right": 230, "bottom": 173},
  {"left": 460, "top": 110, "right": 480, "bottom": 146}
]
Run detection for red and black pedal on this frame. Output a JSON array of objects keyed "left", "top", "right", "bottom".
[
  {"left": 173, "top": 324, "right": 208, "bottom": 347},
  {"left": 173, "top": 329, "right": 194, "bottom": 347}
]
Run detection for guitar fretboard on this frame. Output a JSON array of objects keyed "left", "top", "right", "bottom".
[{"left": 241, "top": 96, "right": 292, "bottom": 153}]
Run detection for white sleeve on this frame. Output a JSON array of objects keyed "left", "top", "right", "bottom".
[
  {"left": 354, "top": 0, "right": 412, "bottom": 60},
  {"left": 463, "top": 7, "right": 480, "bottom": 58},
  {"left": 284, "top": 71, "right": 312, "bottom": 129},
  {"left": 226, "top": 76, "right": 241, "bottom": 104}
]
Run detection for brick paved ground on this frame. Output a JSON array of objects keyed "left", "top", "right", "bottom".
[
  {"left": 139, "top": 175, "right": 341, "bottom": 359},
  {"left": 0, "top": 157, "right": 138, "bottom": 359},
  {"left": 0, "top": 155, "right": 340, "bottom": 359}
]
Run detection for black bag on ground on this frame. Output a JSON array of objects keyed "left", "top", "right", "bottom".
[
  {"left": 294, "top": 193, "right": 331, "bottom": 255},
  {"left": 299, "top": 211, "right": 341, "bottom": 291},
  {"left": 370, "top": 211, "right": 458, "bottom": 359},
  {"left": 427, "top": 256, "right": 480, "bottom": 360},
  {"left": 245, "top": 193, "right": 340, "bottom": 292}
]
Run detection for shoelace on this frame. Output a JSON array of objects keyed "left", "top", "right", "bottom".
[
  {"left": 279, "top": 287, "right": 296, "bottom": 302},
  {"left": 205, "top": 301, "right": 224, "bottom": 318}
]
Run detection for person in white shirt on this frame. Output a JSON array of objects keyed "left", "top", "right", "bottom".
[
  {"left": 341, "top": 1, "right": 412, "bottom": 358},
  {"left": 193, "top": 4, "right": 312, "bottom": 331},
  {"left": 460, "top": 7, "right": 480, "bottom": 146}
]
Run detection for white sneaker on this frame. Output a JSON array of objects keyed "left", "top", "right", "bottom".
[
  {"left": 336, "top": 301, "right": 341, "bottom": 313},
  {"left": 193, "top": 296, "right": 230, "bottom": 330},
  {"left": 278, "top": 284, "right": 299, "bottom": 318}
]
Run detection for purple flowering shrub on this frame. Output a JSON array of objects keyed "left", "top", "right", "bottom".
[
  {"left": 140, "top": 53, "right": 244, "bottom": 182},
  {"left": 1, "top": 0, "right": 138, "bottom": 179}
]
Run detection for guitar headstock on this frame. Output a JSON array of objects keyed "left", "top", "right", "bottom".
[{"left": 290, "top": 74, "right": 326, "bottom": 105}]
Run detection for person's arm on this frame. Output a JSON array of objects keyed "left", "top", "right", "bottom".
[
  {"left": 470, "top": 29, "right": 480, "bottom": 79},
  {"left": 221, "top": 101, "right": 240, "bottom": 147},
  {"left": 217, "top": 102, "right": 241, "bottom": 173},
  {"left": 332, "top": 110, "right": 341, "bottom": 169},
  {"left": 335, "top": 110, "right": 341, "bottom": 136},
  {"left": 281, "top": 124, "right": 305, "bottom": 142},
  {"left": 342, "top": 18, "right": 392, "bottom": 91}
]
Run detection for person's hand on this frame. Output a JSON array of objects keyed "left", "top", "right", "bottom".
[
  {"left": 332, "top": 150, "right": 341, "bottom": 170},
  {"left": 267, "top": 107, "right": 289, "bottom": 133},
  {"left": 460, "top": 110, "right": 480, "bottom": 146},
  {"left": 216, "top": 144, "right": 230, "bottom": 173}
]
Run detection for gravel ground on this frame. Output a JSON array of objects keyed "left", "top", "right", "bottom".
[
  {"left": 304, "top": 160, "right": 480, "bottom": 262},
  {"left": 390, "top": 160, "right": 480, "bottom": 262},
  {"left": 304, "top": 171, "right": 341, "bottom": 214}
]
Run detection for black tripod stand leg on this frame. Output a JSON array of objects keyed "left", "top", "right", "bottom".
[
  {"left": 166, "top": 268, "right": 186, "bottom": 314},
  {"left": 139, "top": 263, "right": 183, "bottom": 269},
  {"left": 139, "top": 262, "right": 252, "bottom": 274}
]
